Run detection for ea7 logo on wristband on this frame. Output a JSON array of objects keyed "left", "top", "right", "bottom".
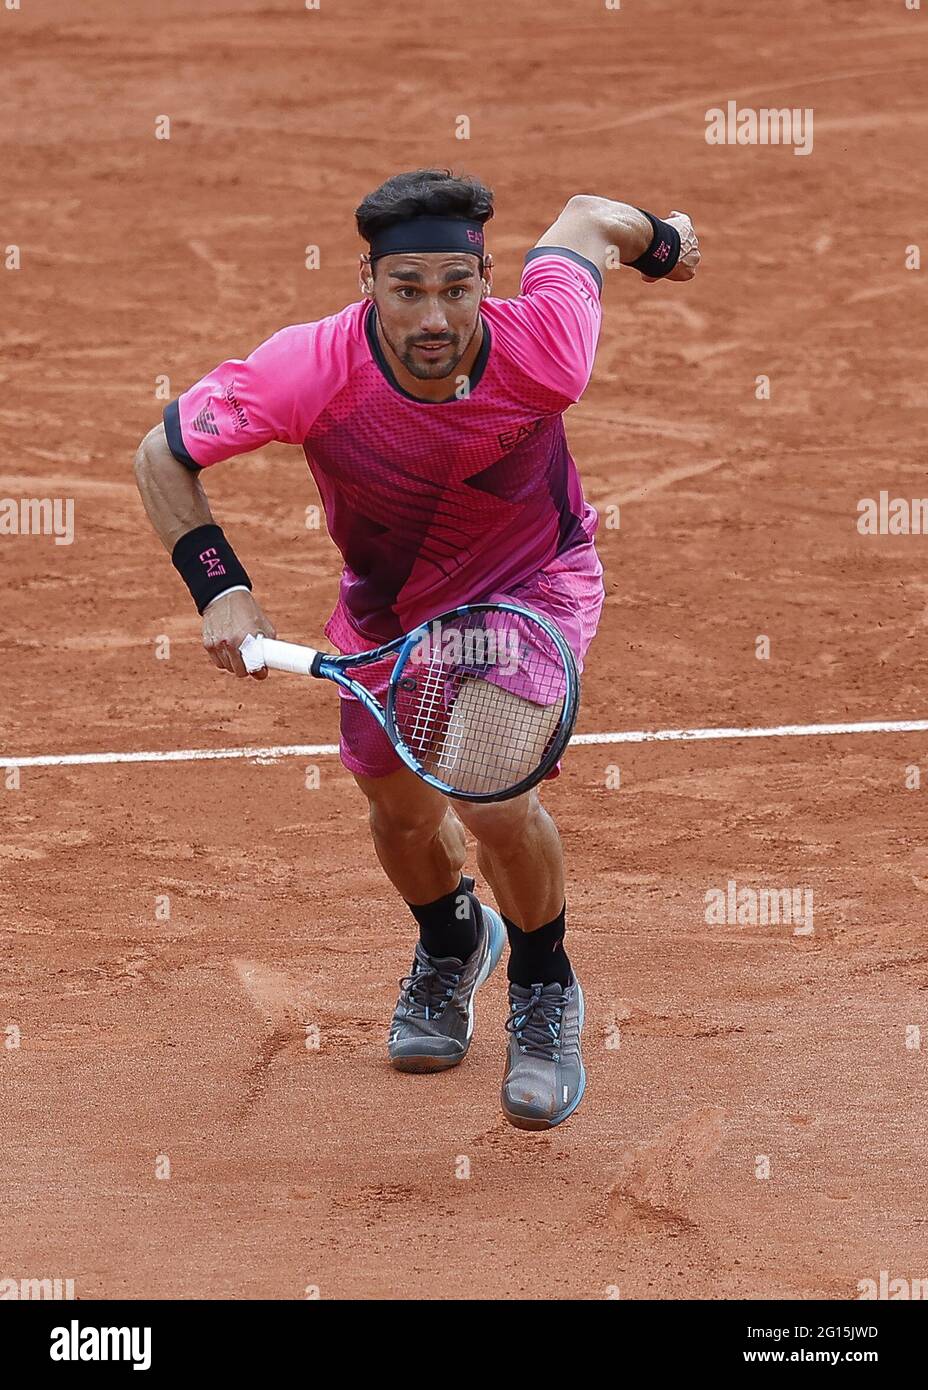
[
  {"left": 173, "top": 523, "right": 251, "bottom": 613},
  {"left": 199, "top": 546, "right": 226, "bottom": 579}
]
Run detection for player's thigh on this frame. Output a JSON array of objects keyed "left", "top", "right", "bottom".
[
  {"left": 352, "top": 766, "right": 449, "bottom": 838},
  {"left": 437, "top": 677, "right": 561, "bottom": 796}
]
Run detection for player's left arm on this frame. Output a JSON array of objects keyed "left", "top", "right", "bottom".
[{"left": 534, "top": 197, "right": 700, "bottom": 286}]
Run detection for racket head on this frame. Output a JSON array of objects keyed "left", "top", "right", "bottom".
[{"left": 384, "top": 602, "right": 580, "bottom": 802}]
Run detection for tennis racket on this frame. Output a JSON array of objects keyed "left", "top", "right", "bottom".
[{"left": 240, "top": 602, "right": 579, "bottom": 803}]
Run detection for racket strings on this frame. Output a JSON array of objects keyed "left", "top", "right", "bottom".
[
  {"left": 435, "top": 673, "right": 558, "bottom": 775},
  {"left": 392, "top": 614, "right": 573, "bottom": 796},
  {"left": 403, "top": 656, "right": 449, "bottom": 758}
]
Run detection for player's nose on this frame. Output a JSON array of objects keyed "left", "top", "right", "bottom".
[{"left": 420, "top": 299, "right": 450, "bottom": 333}]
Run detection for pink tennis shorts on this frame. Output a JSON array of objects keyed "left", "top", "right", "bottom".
[{"left": 335, "top": 546, "right": 605, "bottom": 783}]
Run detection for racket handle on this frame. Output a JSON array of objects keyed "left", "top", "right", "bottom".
[{"left": 240, "top": 634, "right": 320, "bottom": 677}]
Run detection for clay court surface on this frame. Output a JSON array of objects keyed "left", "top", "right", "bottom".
[{"left": 3, "top": 0, "right": 927, "bottom": 1300}]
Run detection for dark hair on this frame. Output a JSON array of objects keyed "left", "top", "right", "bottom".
[{"left": 355, "top": 168, "right": 494, "bottom": 244}]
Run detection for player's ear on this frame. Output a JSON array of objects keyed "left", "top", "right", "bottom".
[
  {"left": 359, "top": 253, "right": 374, "bottom": 297},
  {"left": 480, "top": 252, "right": 493, "bottom": 298}
]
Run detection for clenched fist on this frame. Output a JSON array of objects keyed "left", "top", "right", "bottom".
[
  {"left": 202, "top": 589, "right": 277, "bottom": 678},
  {"left": 643, "top": 210, "right": 700, "bottom": 283}
]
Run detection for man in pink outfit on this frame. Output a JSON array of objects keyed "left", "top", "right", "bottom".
[{"left": 134, "top": 170, "right": 700, "bottom": 1128}]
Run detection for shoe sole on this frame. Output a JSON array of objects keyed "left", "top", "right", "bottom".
[
  {"left": 389, "top": 907, "right": 506, "bottom": 1074},
  {"left": 502, "top": 983, "right": 586, "bottom": 1130}
]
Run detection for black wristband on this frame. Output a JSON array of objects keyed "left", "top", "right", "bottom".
[
  {"left": 628, "top": 210, "right": 681, "bottom": 279},
  {"left": 171, "top": 524, "right": 252, "bottom": 615}
]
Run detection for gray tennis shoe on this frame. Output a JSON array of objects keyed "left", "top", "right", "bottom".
[
  {"left": 501, "top": 976, "right": 586, "bottom": 1129},
  {"left": 388, "top": 883, "right": 506, "bottom": 1073}
]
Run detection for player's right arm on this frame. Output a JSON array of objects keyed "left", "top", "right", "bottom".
[
  {"left": 133, "top": 321, "right": 330, "bottom": 678},
  {"left": 133, "top": 423, "right": 276, "bottom": 678}
]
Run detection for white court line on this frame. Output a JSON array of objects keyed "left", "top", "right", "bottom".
[{"left": 2, "top": 718, "right": 927, "bottom": 769}]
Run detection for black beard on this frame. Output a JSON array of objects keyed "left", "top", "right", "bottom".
[
  {"left": 375, "top": 314, "right": 479, "bottom": 382},
  {"left": 398, "top": 340, "right": 463, "bottom": 379}
]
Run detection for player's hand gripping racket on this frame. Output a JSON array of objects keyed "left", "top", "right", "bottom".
[{"left": 240, "top": 602, "right": 579, "bottom": 803}]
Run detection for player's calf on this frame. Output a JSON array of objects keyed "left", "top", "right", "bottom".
[{"left": 354, "top": 768, "right": 466, "bottom": 904}]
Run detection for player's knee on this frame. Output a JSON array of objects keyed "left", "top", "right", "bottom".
[
  {"left": 368, "top": 800, "right": 443, "bottom": 845},
  {"left": 457, "top": 788, "right": 540, "bottom": 850},
  {"left": 356, "top": 773, "right": 446, "bottom": 843}
]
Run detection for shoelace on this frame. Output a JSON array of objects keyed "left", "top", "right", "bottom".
[
  {"left": 505, "top": 986, "right": 564, "bottom": 1061},
  {"left": 399, "top": 960, "right": 463, "bottom": 1021}
]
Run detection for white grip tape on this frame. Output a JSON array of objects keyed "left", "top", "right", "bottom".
[{"left": 240, "top": 634, "right": 320, "bottom": 677}]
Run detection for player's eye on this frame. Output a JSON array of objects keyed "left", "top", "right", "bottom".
[
  {"left": 397, "top": 287, "right": 420, "bottom": 299},
  {"left": 446, "top": 287, "right": 467, "bottom": 299}
]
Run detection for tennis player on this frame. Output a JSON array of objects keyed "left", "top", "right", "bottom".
[{"left": 134, "top": 170, "right": 699, "bottom": 1129}]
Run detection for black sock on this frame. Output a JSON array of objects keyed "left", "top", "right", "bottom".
[
  {"left": 406, "top": 878, "right": 479, "bottom": 961},
  {"left": 504, "top": 904, "right": 571, "bottom": 988}
]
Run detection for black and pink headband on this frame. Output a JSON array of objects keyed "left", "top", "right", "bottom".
[{"left": 368, "top": 217, "right": 486, "bottom": 262}]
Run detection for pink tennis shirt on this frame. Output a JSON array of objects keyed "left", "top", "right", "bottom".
[{"left": 164, "top": 249, "right": 606, "bottom": 662}]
